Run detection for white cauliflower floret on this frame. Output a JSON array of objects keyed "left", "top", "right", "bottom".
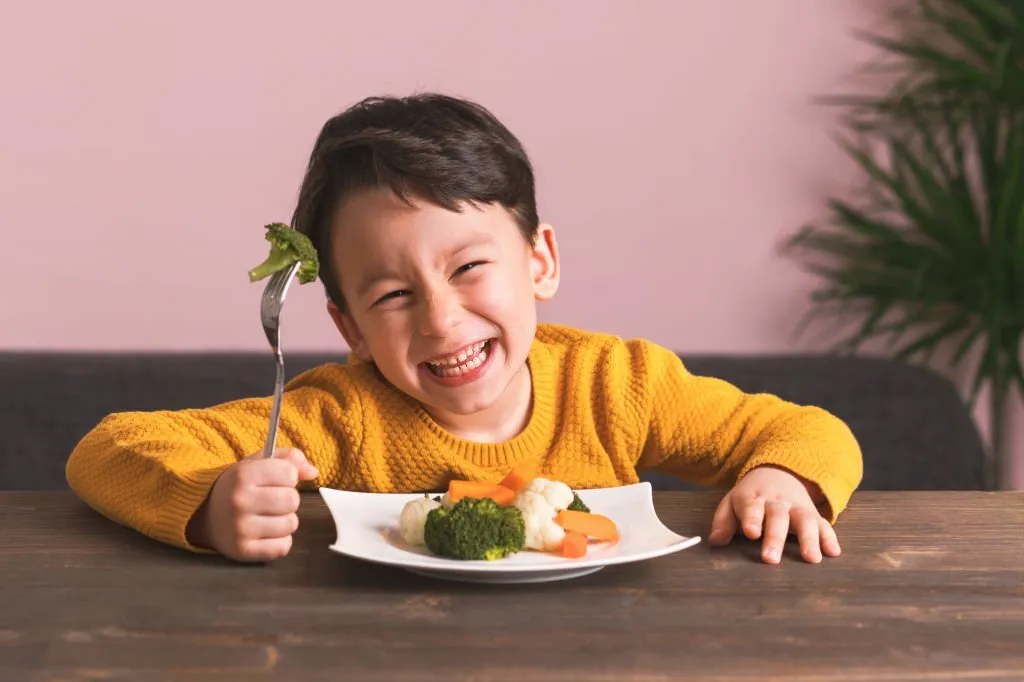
[
  {"left": 514, "top": 490, "right": 566, "bottom": 551},
  {"left": 524, "top": 477, "right": 574, "bottom": 511},
  {"left": 399, "top": 495, "right": 441, "bottom": 546},
  {"left": 439, "top": 492, "right": 455, "bottom": 509}
]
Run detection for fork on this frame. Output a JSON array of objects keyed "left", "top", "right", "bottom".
[{"left": 259, "top": 261, "right": 301, "bottom": 459}]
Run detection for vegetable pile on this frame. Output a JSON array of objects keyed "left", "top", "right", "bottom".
[{"left": 398, "top": 462, "right": 619, "bottom": 561}]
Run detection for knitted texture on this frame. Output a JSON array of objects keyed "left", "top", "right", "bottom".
[{"left": 66, "top": 323, "right": 863, "bottom": 550}]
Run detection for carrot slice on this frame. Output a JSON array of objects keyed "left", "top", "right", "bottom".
[
  {"left": 448, "top": 480, "right": 516, "bottom": 505},
  {"left": 498, "top": 460, "right": 538, "bottom": 493},
  {"left": 560, "top": 531, "right": 588, "bottom": 558},
  {"left": 554, "top": 509, "right": 619, "bottom": 541}
]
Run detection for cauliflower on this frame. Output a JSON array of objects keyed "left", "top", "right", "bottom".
[
  {"left": 399, "top": 495, "right": 441, "bottom": 546},
  {"left": 514, "top": 490, "right": 566, "bottom": 551},
  {"left": 524, "top": 477, "right": 574, "bottom": 511}
]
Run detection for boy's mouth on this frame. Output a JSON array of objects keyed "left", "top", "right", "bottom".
[{"left": 423, "top": 339, "right": 494, "bottom": 379}]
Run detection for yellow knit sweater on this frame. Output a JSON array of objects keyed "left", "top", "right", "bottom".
[{"left": 66, "top": 323, "right": 863, "bottom": 551}]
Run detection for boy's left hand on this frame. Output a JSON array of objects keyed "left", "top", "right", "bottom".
[{"left": 707, "top": 465, "right": 840, "bottom": 564}]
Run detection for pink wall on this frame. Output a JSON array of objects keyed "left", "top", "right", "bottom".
[{"left": 3, "top": 1, "right": 1020, "bottom": 486}]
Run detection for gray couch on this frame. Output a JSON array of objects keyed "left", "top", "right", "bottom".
[{"left": 1, "top": 351, "right": 986, "bottom": 491}]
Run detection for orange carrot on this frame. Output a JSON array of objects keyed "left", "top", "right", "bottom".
[
  {"left": 554, "top": 509, "right": 619, "bottom": 541},
  {"left": 560, "top": 531, "right": 588, "bottom": 558},
  {"left": 498, "top": 460, "right": 538, "bottom": 493},
  {"left": 448, "top": 480, "right": 516, "bottom": 505}
]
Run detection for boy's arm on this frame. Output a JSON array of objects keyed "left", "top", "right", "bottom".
[
  {"left": 628, "top": 340, "right": 863, "bottom": 522},
  {"left": 65, "top": 370, "right": 362, "bottom": 551}
]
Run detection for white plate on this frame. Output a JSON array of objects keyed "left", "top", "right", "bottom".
[{"left": 319, "top": 482, "right": 701, "bottom": 584}]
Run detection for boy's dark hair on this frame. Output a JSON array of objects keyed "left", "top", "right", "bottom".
[{"left": 290, "top": 92, "right": 540, "bottom": 309}]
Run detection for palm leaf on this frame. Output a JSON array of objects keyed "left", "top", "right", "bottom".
[
  {"left": 895, "top": 314, "right": 974, "bottom": 362},
  {"left": 959, "top": 0, "right": 1019, "bottom": 28},
  {"left": 786, "top": 0, "right": 1024, "bottom": 489},
  {"left": 920, "top": 1, "right": 1000, "bottom": 64}
]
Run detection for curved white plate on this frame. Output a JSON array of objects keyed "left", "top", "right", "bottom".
[{"left": 319, "top": 482, "right": 701, "bottom": 584}]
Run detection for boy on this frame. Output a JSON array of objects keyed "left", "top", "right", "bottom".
[{"left": 66, "top": 93, "right": 863, "bottom": 566}]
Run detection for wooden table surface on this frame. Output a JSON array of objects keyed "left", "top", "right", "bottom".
[{"left": 2, "top": 490, "right": 1023, "bottom": 682}]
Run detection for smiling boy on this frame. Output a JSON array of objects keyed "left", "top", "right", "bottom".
[{"left": 66, "top": 93, "right": 863, "bottom": 565}]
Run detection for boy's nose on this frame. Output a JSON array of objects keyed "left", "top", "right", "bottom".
[{"left": 418, "top": 292, "right": 461, "bottom": 337}]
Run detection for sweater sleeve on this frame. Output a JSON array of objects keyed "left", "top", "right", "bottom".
[
  {"left": 628, "top": 340, "right": 863, "bottom": 521},
  {"left": 65, "top": 367, "right": 363, "bottom": 551}
]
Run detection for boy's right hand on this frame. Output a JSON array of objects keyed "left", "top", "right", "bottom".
[{"left": 186, "top": 448, "right": 319, "bottom": 562}]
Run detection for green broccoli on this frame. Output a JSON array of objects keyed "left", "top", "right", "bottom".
[
  {"left": 423, "top": 497, "right": 526, "bottom": 561},
  {"left": 567, "top": 492, "right": 590, "bottom": 513},
  {"left": 247, "top": 222, "right": 320, "bottom": 285}
]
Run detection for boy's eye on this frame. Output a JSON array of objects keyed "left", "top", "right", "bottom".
[
  {"left": 453, "top": 261, "right": 488, "bottom": 277},
  {"left": 374, "top": 290, "right": 409, "bottom": 306}
]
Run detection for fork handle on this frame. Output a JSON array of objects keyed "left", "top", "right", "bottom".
[{"left": 263, "top": 353, "right": 286, "bottom": 458}]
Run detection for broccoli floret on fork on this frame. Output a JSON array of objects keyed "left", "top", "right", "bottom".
[{"left": 247, "top": 222, "right": 320, "bottom": 285}]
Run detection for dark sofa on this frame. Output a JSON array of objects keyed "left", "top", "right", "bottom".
[{"left": 1, "top": 351, "right": 986, "bottom": 492}]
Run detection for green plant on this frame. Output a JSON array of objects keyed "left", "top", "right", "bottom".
[{"left": 784, "top": 0, "right": 1024, "bottom": 489}]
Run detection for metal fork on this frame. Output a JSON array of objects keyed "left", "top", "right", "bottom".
[{"left": 259, "top": 261, "right": 301, "bottom": 459}]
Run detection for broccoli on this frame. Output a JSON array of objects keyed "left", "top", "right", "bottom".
[
  {"left": 247, "top": 222, "right": 320, "bottom": 285},
  {"left": 423, "top": 497, "right": 526, "bottom": 561},
  {"left": 567, "top": 492, "right": 590, "bottom": 513}
]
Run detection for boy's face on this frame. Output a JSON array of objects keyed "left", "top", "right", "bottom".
[{"left": 326, "top": 187, "right": 559, "bottom": 429}]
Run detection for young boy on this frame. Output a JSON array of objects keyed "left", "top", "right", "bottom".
[{"left": 66, "top": 93, "right": 863, "bottom": 566}]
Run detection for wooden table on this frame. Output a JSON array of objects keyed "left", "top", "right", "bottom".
[{"left": 2, "top": 491, "right": 1023, "bottom": 681}]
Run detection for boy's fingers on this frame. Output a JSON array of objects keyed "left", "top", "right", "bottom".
[
  {"left": 236, "top": 535, "right": 294, "bottom": 563},
  {"left": 248, "top": 513, "right": 300, "bottom": 539},
  {"left": 242, "top": 448, "right": 318, "bottom": 481},
  {"left": 233, "top": 459, "right": 288, "bottom": 489},
  {"left": 792, "top": 507, "right": 822, "bottom": 563},
  {"left": 708, "top": 493, "right": 738, "bottom": 546},
  {"left": 299, "top": 462, "right": 319, "bottom": 481},
  {"left": 820, "top": 517, "right": 841, "bottom": 557},
  {"left": 737, "top": 496, "right": 766, "bottom": 540},
  {"left": 241, "top": 457, "right": 302, "bottom": 488},
  {"left": 251, "top": 486, "right": 301, "bottom": 515},
  {"left": 760, "top": 501, "right": 790, "bottom": 564},
  {"left": 275, "top": 448, "right": 320, "bottom": 481}
]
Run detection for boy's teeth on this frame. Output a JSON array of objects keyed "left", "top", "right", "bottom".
[{"left": 427, "top": 341, "right": 489, "bottom": 376}]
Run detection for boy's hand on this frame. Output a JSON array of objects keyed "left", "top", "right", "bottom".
[
  {"left": 186, "top": 448, "right": 319, "bottom": 562},
  {"left": 707, "top": 465, "right": 840, "bottom": 565}
]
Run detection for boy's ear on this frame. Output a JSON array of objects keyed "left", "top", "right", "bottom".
[
  {"left": 327, "top": 301, "right": 372, "bottom": 361},
  {"left": 530, "top": 223, "right": 560, "bottom": 301}
]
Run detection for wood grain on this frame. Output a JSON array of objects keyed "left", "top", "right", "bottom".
[{"left": 2, "top": 491, "right": 1023, "bottom": 681}]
